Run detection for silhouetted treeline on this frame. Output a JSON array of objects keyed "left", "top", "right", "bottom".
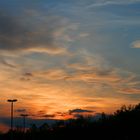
[{"left": 1, "top": 103, "right": 140, "bottom": 140}]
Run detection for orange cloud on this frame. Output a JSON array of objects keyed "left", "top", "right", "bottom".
[
  {"left": 118, "top": 88, "right": 140, "bottom": 94},
  {"left": 0, "top": 49, "right": 139, "bottom": 121}
]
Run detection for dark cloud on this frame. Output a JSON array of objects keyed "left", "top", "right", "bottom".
[
  {"left": 23, "top": 72, "right": 33, "bottom": 77},
  {"left": 41, "top": 114, "right": 55, "bottom": 118},
  {"left": 15, "top": 109, "right": 26, "bottom": 113},
  {"left": 96, "top": 68, "right": 114, "bottom": 76},
  {"left": 0, "top": 12, "right": 28, "bottom": 50},
  {"left": 0, "top": 9, "right": 67, "bottom": 54},
  {"left": 35, "top": 110, "right": 56, "bottom": 119},
  {"left": 69, "top": 109, "right": 93, "bottom": 114},
  {"left": 0, "top": 58, "right": 16, "bottom": 68},
  {"left": 20, "top": 72, "right": 33, "bottom": 81}
]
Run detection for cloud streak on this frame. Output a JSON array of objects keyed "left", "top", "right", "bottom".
[
  {"left": 0, "top": 58, "right": 17, "bottom": 68},
  {"left": 86, "top": 0, "right": 140, "bottom": 8},
  {"left": 131, "top": 40, "right": 140, "bottom": 48}
]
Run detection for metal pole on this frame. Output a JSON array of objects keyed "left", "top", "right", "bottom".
[
  {"left": 7, "top": 99, "right": 17, "bottom": 140},
  {"left": 11, "top": 102, "right": 13, "bottom": 131},
  {"left": 20, "top": 114, "right": 28, "bottom": 133},
  {"left": 23, "top": 116, "right": 25, "bottom": 132}
]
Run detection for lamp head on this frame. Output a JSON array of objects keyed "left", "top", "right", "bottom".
[
  {"left": 20, "top": 114, "right": 29, "bottom": 117},
  {"left": 7, "top": 99, "right": 12, "bottom": 102},
  {"left": 12, "top": 99, "right": 17, "bottom": 102},
  {"left": 7, "top": 99, "right": 17, "bottom": 102}
]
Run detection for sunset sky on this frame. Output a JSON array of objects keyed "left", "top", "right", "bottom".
[{"left": 0, "top": 0, "right": 140, "bottom": 132}]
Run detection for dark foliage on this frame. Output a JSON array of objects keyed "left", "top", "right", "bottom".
[{"left": 1, "top": 103, "right": 140, "bottom": 140}]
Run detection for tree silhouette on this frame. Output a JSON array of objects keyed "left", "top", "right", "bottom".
[{"left": 1, "top": 103, "right": 140, "bottom": 140}]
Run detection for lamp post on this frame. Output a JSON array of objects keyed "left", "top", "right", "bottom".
[
  {"left": 7, "top": 99, "right": 18, "bottom": 131},
  {"left": 20, "top": 114, "right": 29, "bottom": 133}
]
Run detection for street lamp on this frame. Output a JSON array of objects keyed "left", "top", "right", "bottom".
[
  {"left": 7, "top": 99, "right": 18, "bottom": 131},
  {"left": 20, "top": 114, "right": 29, "bottom": 133}
]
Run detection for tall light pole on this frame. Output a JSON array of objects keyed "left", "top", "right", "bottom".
[
  {"left": 7, "top": 99, "right": 18, "bottom": 131},
  {"left": 20, "top": 114, "right": 29, "bottom": 133}
]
